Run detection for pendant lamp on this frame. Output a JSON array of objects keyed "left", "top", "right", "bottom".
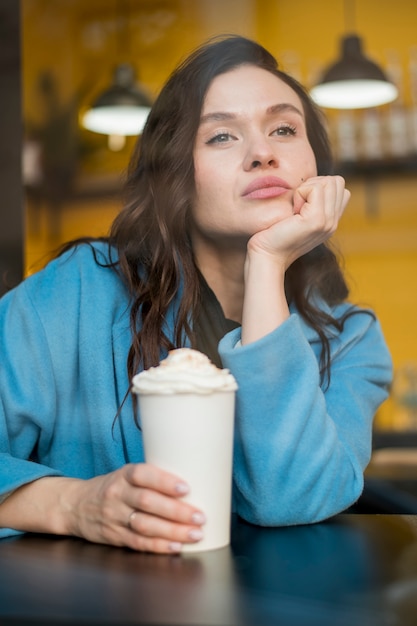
[
  {"left": 81, "top": 63, "right": 152, "bottom": 136},
  {"left": 310, "top": 0, "right": 398, "bottom": 109},
  {"left": 310, "top": 35, "right": 398, "bottom": 109}
]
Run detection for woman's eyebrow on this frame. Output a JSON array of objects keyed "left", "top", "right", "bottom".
[
  {"left": 267, "top": 103, "right": 304, "bottom": 117},
  {"left": 200, "top": 102, "right": 303, "bottom": 125},
  {"left": 200, "top": 111, "right": 236, "bottom": 124}
]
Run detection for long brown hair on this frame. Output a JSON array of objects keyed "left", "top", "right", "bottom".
[{"left": 104, "top": 35, "right": 354, "bottom": 383}]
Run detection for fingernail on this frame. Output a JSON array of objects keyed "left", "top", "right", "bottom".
[
  {"left": 175, "top": 482, "right": 189, "bottom": 495},
  {"left": 169, "top": 542, "right": 182, "bottom": 552},
  {"left": 188, "top": 529, "right": 204, "bottom": 541},
  {"left": 191, "top": 512, "right": 206, "bottom": 525}
]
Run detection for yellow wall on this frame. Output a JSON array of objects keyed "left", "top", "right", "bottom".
[
  {"left": 335, "top": 173, "right": 417, "bottom": 427},
  {"left": 22, "top": 0, "right": 417, "bottom": 427}
]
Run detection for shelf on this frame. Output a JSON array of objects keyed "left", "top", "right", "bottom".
[{"left": 337, "top": 155, "right": 417, "bottom": 178}]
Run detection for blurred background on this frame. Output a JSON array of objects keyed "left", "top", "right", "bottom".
[{"left": 2, "top": 0, "right": 417, "bottom": 431}]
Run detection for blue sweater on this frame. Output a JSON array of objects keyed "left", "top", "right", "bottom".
[{"left": 0, "top": 243, "right": 392, "bottom": 537}]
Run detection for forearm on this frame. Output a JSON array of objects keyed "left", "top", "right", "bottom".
[
  {"left": 0, "top": 476, "right": 83, "bottom": 535},
  {"left": 220, "top": 312, "right": 392, "bottom": 525},
  {"left": 241, "top": 249, "right": 289, "bottom": 345},
  {"left": 229, "top": 320, "right": 354, "bottom": 523},
  {"left": 241, "top": 175, "right": 351, "bottom": 346},
  {"left": 0, "top": 466, "right": 208, "bottom": 553}
]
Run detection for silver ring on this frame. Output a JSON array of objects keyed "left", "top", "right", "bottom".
[{"left": 127, "top": 510, "right": 137, "bottom": 530}]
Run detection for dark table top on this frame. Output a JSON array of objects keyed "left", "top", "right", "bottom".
[
  {"left": 1, "top": 514, "right": 417, "bottom": 626},
  {"left": 356, "top": 476, "right": 417, "bottom": 514}
]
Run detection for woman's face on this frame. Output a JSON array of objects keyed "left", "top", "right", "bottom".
[{"left": 191, "top": 64, "right": 317, "bottom": 246}]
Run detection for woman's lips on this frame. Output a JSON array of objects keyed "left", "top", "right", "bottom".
[{"left": 242, "top": 176, "right": 291, "bottom": 199}]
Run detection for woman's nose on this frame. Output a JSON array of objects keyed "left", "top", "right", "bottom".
[{"left": 243, "top": 135, "right": 278, "bottom": 171}]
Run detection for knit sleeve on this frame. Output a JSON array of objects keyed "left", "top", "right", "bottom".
[
  {"left": 219, "top": 308, "right": 392, "bottom": 525},
  {"left": 0, "top": 280, "right": 64, "bottom": 538}
]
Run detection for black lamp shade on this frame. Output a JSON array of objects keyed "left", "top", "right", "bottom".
[
  {"left": 323, "top": 35, "right": 389, "bottom": 82},
  {"left": 82, "top": 64, "right": 152, "bottom": 135},
  {"left": 311, "top": 35, "right": 398, "bottom": 109}
]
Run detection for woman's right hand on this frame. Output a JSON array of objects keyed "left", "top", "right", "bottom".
[
  {"left": 0, "top": 465, "right": 206, "bottom": 554},
  {"left": 241, "top": 176, "right": 350, "bottom": 345},
  {"left": 248, "top": 175, "right": 350, "bottom": 271},
  {"left": 65, "top": 463, "right": 206, "bottom": 553}
]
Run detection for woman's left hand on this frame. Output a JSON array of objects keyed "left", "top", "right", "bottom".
[{"left": 248, "top": 175, "right": 350, "bottom": 270}]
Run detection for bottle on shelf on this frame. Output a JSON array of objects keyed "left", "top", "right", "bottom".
[
  {"left": 384, "top": 50, "right": 410, "bottom": 159},
  {"left": 408, "top": 45, "right": 417, "bottom": 155},
  {"left": 334, "top": 111, "right": 358, "bottom": 163},
  {"left": 360, "top": 108, "right": 384, "bottom": 161}
]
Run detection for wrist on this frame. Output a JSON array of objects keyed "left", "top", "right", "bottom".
[
  {"left": 242, "top": 248, "right": 290, "bottom": 345},
  {"left": 0, "top": 476, "right": 84, "bottom": 536},
  {"left": 244, "top": 246, "right": 287, "bottom": 283},
  {"left": 56, "top": 477, "right": 86, "bottom": 536}
]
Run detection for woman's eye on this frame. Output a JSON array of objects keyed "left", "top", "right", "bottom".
[
  {"left": 206, "top": 132, "right": 234, "bottom": 145},
  {"left": 273, "top": 124, "right": 297, "bottom": 137}
]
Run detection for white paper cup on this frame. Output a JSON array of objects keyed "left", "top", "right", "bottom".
[{"left": 138, "top": 391, "right": 235, "bottom": 552}]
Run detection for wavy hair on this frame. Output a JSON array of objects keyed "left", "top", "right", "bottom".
[{"left": 104, "top": 35, "right": 354, "bottom": 384}]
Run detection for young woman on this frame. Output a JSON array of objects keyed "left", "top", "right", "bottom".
[{"left": 0, "top": 35, "right": 392, "bottom": 553}]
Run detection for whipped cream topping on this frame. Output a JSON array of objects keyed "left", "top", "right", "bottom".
[{"left": 131, "top": 348, "right": 238, "bottom": 395}]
